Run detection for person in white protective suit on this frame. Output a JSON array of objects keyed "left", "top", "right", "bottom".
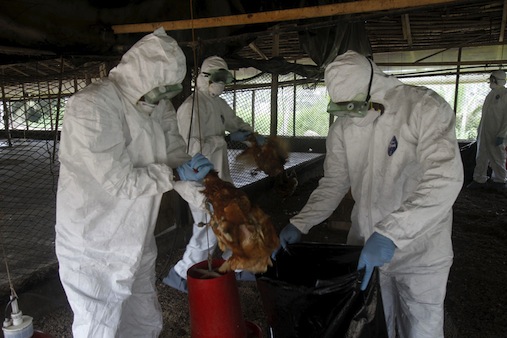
[
  {"left": 162, "top": 56, "right": 263, "bottom": 292},
  {"left": 55, "top": 28, "right": 214, "bottom": 338},
  {"left": 467, "top": 70, "right": 507, "bottom": 192},
  {"left": 275, "top": 50, "right": 464, "bottom": 338}
]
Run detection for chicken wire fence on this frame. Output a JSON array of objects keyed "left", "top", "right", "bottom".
[
  {"left": 0, "top": 59, "right": 491, "bottom": 297},
  {"left": 0, "top": 61, "right": 103, "bottom": 296},
  {"left": 225, "top": 71, "right": 491, "bottom": 143}
]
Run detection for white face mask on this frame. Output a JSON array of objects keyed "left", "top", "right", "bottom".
[{"left": 209, "top": 82, "right": 225, "bottom": 97}]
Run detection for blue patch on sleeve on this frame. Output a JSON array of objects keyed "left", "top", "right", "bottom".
[{"left": 388, "top": 136, "right": 398, "bottom": 156}]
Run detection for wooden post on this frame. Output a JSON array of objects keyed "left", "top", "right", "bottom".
[
  {"left": 453, "top": 47, "right": 462, "bottom": 113},
  {"left": 1, "top": 78, "right": 12, "bottom": 146}
]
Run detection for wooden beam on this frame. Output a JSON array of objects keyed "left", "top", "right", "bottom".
[
  {"left": 248, "top": 42, "right": 268, "bottom": 60},
  {"left": 401, "top": 14, "right": 413, "bottom": 47},
  {"left": 112, "top": 0, "right": 463, "bottom": 34}
]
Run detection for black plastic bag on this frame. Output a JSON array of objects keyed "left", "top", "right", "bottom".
[{"left": 256, "top": 243, "right": 388, "bottom": 338}]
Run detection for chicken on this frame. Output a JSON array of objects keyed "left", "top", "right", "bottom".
[
  {"left": 237, "top": 133, "right": 298, "bottom": 197},
  {"left": 237, "top": 133, "right": 289, "bottom": 177},
  {"left": 201, "top": 170, "right": 280, "bottom": 274},
  {"left": 274, "top": 169, "right": 298, "bottom": 199}
]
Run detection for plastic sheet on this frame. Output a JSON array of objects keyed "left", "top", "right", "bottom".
[{"left": 256, "top": 243, "right": 388, "bottom": 338}]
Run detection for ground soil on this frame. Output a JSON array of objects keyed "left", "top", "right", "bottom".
[{"left": 31, "top": 176, "right": 507, "bottom": 337}]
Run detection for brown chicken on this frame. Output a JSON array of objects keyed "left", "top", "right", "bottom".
[
  {"left": 236, "top": 133, "right": 289, "bottom": 177},
  {"left": 201, "top": 170, "right": 280, "bottom": 274},
  {"left": 237, "top": 133, "right": 298, "bottom": 198}
]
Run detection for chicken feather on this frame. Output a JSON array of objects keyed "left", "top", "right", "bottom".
[{"left": 202, "top": 170, "right": 280, "bottom": 274}]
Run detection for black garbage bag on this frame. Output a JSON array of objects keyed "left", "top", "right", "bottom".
[{"left": 256, "top": 243, "right": 388, "bottom": 338}]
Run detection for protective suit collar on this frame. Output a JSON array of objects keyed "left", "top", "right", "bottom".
[
  {"left": 109, "top": 27, "right": 186, "bottom": 105},
  {"left": 350, "top": 108, "right": 382, "bottom": 127}
]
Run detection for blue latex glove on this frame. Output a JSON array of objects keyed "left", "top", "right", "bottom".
[
  {"left": 177, "top": 153, "right": 214, "bottom": 181},
  {"left": 272, "top": 223, "right": 302, "bottom": 259},
  {"left": 255, "top": 134, "right": 266, "bottom": 145},
  {"left": 230, "top": 130, "right": 251, "bottom": 142},
  {"left": 495, "top": 137, "right": 504, "bottom": 146},
  {"left": 357, "top": 232, "right": 396, "bottom": 291}
]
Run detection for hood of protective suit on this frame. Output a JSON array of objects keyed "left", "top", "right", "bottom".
[
  {"left": 109, "top": 27, "right": 186, "bottom": 105},
  {"left": 325, "top": 50, "right": 402, "bottom": 106},
  {"left": 196, "top": 56, "right": 229, "bottom": 94},
  {"left": 490, "top": 69, "right": 506, "bottom": 88}
]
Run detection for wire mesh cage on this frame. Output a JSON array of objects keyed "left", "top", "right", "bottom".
[{"left": 0, "top": 60, "right": 102, "bottom": 295}]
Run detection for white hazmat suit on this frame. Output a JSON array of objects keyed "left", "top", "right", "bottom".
[
  {"left": 55, "top": 28, "right": 206, "bottom": 337},
  {"left": 171, "top": 56, "right": 252, "bottom": 281},
  {"left": 472, "top": 70, "right": 507, "bottom": 186},
  {"left": 289, "top": 50, "right": 464, "bottom": 337}
]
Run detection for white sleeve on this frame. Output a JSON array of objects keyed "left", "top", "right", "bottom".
[
  {"left": 290, "top": 121, "right": 350, "bottom": 233},
  {"left": 160, "top": 101, "right": 191, "bottom": 168},
  {"left": 220, "top": 99, "right": 252, "bottom": 132},
  {"left": 172, "top": 181, "right": 207, "bottom": 208},
  {"left": 62, "top": 93, "right": 175, "bottom": 200}
]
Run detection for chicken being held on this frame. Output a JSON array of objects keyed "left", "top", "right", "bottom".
[
  {"left": 237, "top": 132, "right": 289, "bottom": 177},
  {"left": 202, "top": 170, "right": 280, "bottom": 274},
  {"left": 237, "top": 132, "right": 298, "bottom": 197}
]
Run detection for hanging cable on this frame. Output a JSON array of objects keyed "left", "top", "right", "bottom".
[
  {"left": 1, "top": 232, "right": 16, "bottom": 300},
  {"left": 187, "top": 0, "right": 213, "bottom": 271},
  {"left": 186, "top": 0, "right": 203, "bottom": 155}
]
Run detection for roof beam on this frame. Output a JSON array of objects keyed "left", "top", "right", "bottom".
[
  {"left": 248, "top": 42, "right": 268, "bottom": 60},
  {"left": 112, "top": 0, "right": 463, "bottom": 34},
  {"left": 401, "top": 14, "right": 413, "bottom": 47}
]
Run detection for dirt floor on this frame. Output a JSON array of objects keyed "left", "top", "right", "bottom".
[{"left": 29, "top": 175, "right": 507, "bottom": 337}]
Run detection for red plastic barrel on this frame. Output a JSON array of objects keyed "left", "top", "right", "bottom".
[{"left": 187, "top": 259, "right": 247, "bottom": 338}]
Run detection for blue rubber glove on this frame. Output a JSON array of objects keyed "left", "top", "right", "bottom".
[
  {"left": 495, "top": 137, "right": 504, "bottom": 146},
  {"left": 357, "top": 232, "right": 396, "bottom": 291},
  {"left": 255, "top": 134, "right": 266, "bottom": 145},
  {"left": 177, "top": 153, "right": 214, "bottom": 181},
  {"left": 272, "top": 223, "right": 302, "bottom": 259},
  {"left": 230, "top": 130, "right": 251, "bottom": 142}
]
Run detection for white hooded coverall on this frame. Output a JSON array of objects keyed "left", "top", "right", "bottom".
[
  {"left": 473, "top": 74, "right": 507, "bottom": 184},
  {"left": 173, "top": 56, "right": 252, "bottom": 279},
  {"left": 290, "top": 50, "right": 464, "bottom": 338},
  {"left": 55, "top": 28, "right": 203, "bottom": 337}
]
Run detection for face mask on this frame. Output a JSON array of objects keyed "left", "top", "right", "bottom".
[
  {"left": 489, "top": 76, "right": 501, "bottom": 89},
  {"left": 143, "top": 84, "right": 182, "bottom": 104},
  {"left": 327, "top": 58, "right": 374, "bottom": 118},
  {"left": 209, "top": 82, "right": 225, "bottom": 97}
]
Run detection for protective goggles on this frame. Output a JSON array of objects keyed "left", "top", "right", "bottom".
[
  {"left": 489, "top": 75, "right": 498, "bottom": 85},
  {"left": 202, "top": 69, "right": 234, "bottom": 84},
  {"left": 143, "top": 84, "right": 183, "bottom": 104},
  {"left": 327, "top": 57, "right": 374, "bottom": 118},
  {"left": 327, "top": 96, "right": 371, "bottom": 117}
]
